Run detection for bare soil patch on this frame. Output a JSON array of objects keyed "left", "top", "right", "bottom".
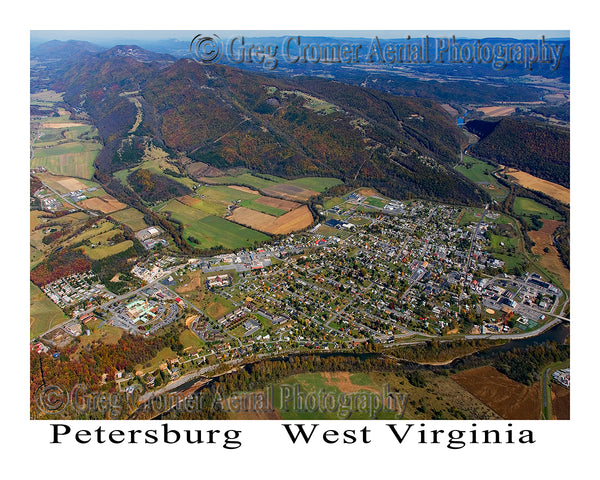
[
  {"left": 451, "top": 366, "right": 541, "bottom": 419},
  {"left": 551, "top": 383, "right": 570, "bottom": 419},
  {"left": 186, "top": 161, "right": 223, "bottom": 178},
  {"left": 79, "top": 195, "right": 127, "bottom": 214},
  {"left": 177, "top": 275, "right": 204, "bottom": 294}
]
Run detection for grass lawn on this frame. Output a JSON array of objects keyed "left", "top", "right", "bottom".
[
  {"left": 30, "top": 282, "right": 67, "bottom": 339},
  {"left": 455, "top": 155, "right": 508, "bottom": 200},
  {"left": 204, "top": 295, "right": 236, "bottom": 320},
  {"left": 323, "top": 196, "right": 346, "bottom": 209},
  {"left": 180, "top": 329, "right": 205, "bottom": 351}
]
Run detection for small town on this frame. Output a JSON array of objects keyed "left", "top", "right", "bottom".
[{"left": 31, "top": 194, "right": 568, "bottom": 389}]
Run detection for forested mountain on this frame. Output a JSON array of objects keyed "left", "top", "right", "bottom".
[
  {"left": 33, "top": 41, "right": 489, "bottom": 205},
  {"left": 466, "top": 118, "right": 569, "bottom": 187}
]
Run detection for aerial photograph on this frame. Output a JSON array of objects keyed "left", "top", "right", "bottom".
[{"left": 29, "top": 30, "right": 570, "bottom": 421}]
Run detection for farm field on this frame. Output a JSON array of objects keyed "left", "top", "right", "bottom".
[
  {"left": 30, "top": 282, "right": 67, "bottom": 339},
  {"left": 451, "top": 366, "right": 542, "bottom": 419},
  {"left": 81, "top": 240, "right": 133, "bottom": 260},
  {"left": 476, "top": 106, "right": 516, "bottom": 117},
  {"left": 261, "top": 183, "right": 319, "bottom": 202},
  {"left": 455, "top": 155, "right": 508, "bottom": 200},
  {"left": 228, "top": 205, "right": 313, "bottom": 235},
  {"left": 551, "top": 383, "right": 570, "bottom": 420},
  {"left": 200, "top": 173, "right": 282, "bottom": 190},
  {"left": 240, "top": 198, "right": 286, "bottom": 217},
  {"left": 504, "top": 168, "right": 570, "bottom": 205},
  {"left": 185, "top": 215, "right": 270, "bottom": 249},
  {"left": 31, "top": 122, "right": 101, "bottom": 180},
  {"left": 513, "top": 197, "right": 562, "bottom": 222},
  {"left": 283, "top": 176, "right": 343, "bottom": 192},
  {"left": 109, "top": 207, "right": 148, "bottom": 231},
  {"left": 79, "top": 195, "right": 127, "bottom": 214},
  {"left": 528, "top": 219, "right": 570, "bottom": 290}
]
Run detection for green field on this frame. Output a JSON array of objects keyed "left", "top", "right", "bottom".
[
  {"left": 365, "top": 197, "right": 387, "bottom": 208},
  {"left": 32, "top": 124, "right": 101, "bottom": 180},
  {"left": 180, "top": 329, "right": 205, "bottom": 351},
  {"left": 161, "top": 198, "right": 210, "bottom": 224},
  {"left": 30, "top": 282, "right": 67, "bottom": 339},
  {"left": 270, "top": 372, "right": 399, "bottom": 420},
  {"left": 240, "top": 199, "right": 286, "bottom": 216},
  {"left": 81, "top": 240, "right": 133, "bottom": 260},
  {"left": 513, "top": 197, "right": 562, "bottom": 221},
  {"left": 284, "top": 177, "right": 343, "bottom": 192},
  {"left": 196, "top": 185, "right": 259, "bottom": 203},
  {"left": 110, "top": 208, "right": 148, "bottom": 231},
  {"left": 455, "top": 155, "right": 507, "bottom": 200},
  {"left": 202, "top": 173, "right": 280, "bottom": 190},
  {"left": 135, "top": 347, "right": 177, "bottom": 374},
  {"left": 184, "top": 215, "right": 270, "bottom": 250}
]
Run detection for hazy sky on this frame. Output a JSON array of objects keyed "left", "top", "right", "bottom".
[{"left": 31, "top": 30, "right": 570, "bottom": 44}]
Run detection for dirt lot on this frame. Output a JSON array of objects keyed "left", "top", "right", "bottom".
[
  {"left": 79, "top": 195, "right": 127, "bottom": 213},
  {"left": 451, "top": 366, "right": 541, "bottom": 419},
  {"left": 477, "top": 106, "right": 516, "bottom": 117},
  {"left": 261, "top": 183, "right": 318, "bottom": 202},
  {"left": 177, "top": 275, "right": 204, "bottom": 294},
  {"left": 551, "top": 383, "right": 570, "bottom": 419},
  {"left": 256, "top": 196, "right": 300, "bottom": 211},
  {"left": 229, "top": 205, "right": 313, "bottom": 234},
  {"left": 528, "top": 219, "right": 570, "bottom": 289},
  {"left": 504, "top": 169, "right": 570, "bottom": 205},
  {"left": 57, "top": 177, "right": 87, "bottom": 191}
]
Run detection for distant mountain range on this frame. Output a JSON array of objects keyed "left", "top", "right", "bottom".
[{"left": 30, "top": 38, "right": 566, "bottom": 205}]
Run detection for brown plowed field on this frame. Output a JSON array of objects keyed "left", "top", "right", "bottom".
[
  {"left": 255, "top": 196, "right": 300, "bottom": 211},
  {"left": 261, "top": 183, "right": 318, "bottom": 202},
  {"left": 528, "top": 219, "right": 570, "bottom": 289},
  {"left": 79, "top": 195, "right": 126, "bottom": 213},
  {"left": 451, "top": 366, "right": 541, "bottom": 419},
  {"left": 228, "top": 205, "right": 313, "bottom": 234},
  {"left": 551, "top": 383, "right": 570, "bottom": 419}
]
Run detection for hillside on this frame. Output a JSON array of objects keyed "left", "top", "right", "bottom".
[
  {"left": 466, "top": 118, "right": 569, "bottom": 187},
  {"left": 34, "top": 42, "right": 487, "bottom": 206}
]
